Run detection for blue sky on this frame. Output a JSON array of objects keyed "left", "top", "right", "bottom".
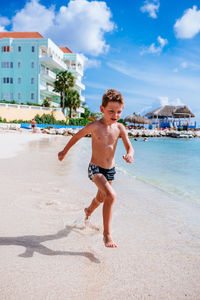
[{"left": 1, "top": 0, "right": 200, "bottom": 122}]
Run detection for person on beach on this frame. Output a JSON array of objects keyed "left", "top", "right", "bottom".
[
  {"left": 31, "top": 118, "right": 36, "bottom": 133},
  {"left": 58, "top": 89, "right": 134, "bottom": 248}
]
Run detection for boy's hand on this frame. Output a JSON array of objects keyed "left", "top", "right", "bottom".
[
  {"left": 58, "top": 150, "right": 65, "bottom": 161},
  {"left": 123, "top": 154, "right": 133, "bottom": 163}
]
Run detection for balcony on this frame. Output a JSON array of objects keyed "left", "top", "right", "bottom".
[
  {"left": 40, "top": 84, "right": 60, "bottom": 96},
  {"left": 40, "top": 54, "right": 67, "bottom": 71},
  {"left": 76, "top": 106, "right": 85, "bottom": 113},
  {"left": 80, "top": 95, "right": 85, "bottom": 102},
  {"left": 67, "top": 64, "right": 83, "bottom": 76},
  {"left": 41, "top": 69, "right": 56, "bottom": 82},
  {"left": 75, "top": 79, "right": 85, "bottom": 90}
]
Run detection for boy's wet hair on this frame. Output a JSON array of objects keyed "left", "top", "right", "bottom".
[{"left": 102, "top": 89, "right": 124, "bottom": 107}]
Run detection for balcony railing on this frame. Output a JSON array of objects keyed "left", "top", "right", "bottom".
[
  {"left": 0, "top": 102, "right": 62, "bottom": 112},
  {"left": 40, "top": 54, "right": 67, "bottom": 70},
  {"left": 75, "top": 79, "right": 85, "bottom": 90},
  {"left": 40, "top": 84, "right": 60, "bottom": 96},
  {"left": 41, "top": 69, "right": 56, "bottom": 81},
  {"left": 68, "top": 64, "right": 83, "bottom": 76},
  {"left": 80, "top": 95, "right": 85, "bottom": 102}
]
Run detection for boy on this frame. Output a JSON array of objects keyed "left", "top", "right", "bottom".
[{"left": 58, "top": 89, "right": 134, "bottom": 248}]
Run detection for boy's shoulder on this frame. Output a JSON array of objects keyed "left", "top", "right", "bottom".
[
  {"left": 83, "top": 120, "right": 100, "bottom": 132},
  {"left": 117, "top": 122, "right": 126, "bottom": 131},
  {"left": 87, "top": 120, "right": 100, "bottom": 128}
]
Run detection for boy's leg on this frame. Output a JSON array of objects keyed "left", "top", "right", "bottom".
[
  {"left": 92, "top": 174, "right": 117, "bottom": 248},
  {"left": 84, "top": 189, "right": 104, "bottom": 221}
]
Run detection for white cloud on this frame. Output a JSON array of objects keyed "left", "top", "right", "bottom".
[
  {"left": 157, "top": 96, "right": 184, "bottom": 106},
  {"left": 0, "top": 16, "right": 10, "bottom": 26},
  {"left": 79, "top": 54, "right": 101, "bottom": 69},
  {"left": 140, "top": 0, "right": 160, "bottom": 19},
  {"left": 141, "top": 97, "right": 184, "bottom": 115},
  {"left": 0, "top": 26, "right": 6, "bottom": 31},
  {"left": 180, "top": 61, "right": 188, "bottom": 69},
  {"left": 0, "top": 16, "right": 10, "bottom": 31},
  {"left": 12, "top": 0, "right": 55, "bottom": 34},
  {"left": 173, "top": 68, "right": 178, "bottom": 73},
  {"left": 140, "top": 36, "right": 168, "bottom": 55},
  {"left": 11, "top": 0, "right": 114, "bottom": 56},
  {"left": 174, "top": 6, "right": 200, "bottom": 38}
]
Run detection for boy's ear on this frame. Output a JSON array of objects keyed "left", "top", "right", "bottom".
[{"left": 100, "top": 105, "right": 104, "bottom": 113}]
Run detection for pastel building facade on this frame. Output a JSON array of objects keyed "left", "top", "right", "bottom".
[{"left": 0, "top": 32, "right": 85, "bottom": 116}]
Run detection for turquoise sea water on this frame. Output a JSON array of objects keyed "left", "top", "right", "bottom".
[{"left": 115, "top": 137, "right": 200, "bottom": 204}]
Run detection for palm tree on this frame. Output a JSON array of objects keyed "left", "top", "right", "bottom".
[
  {"left": 53, "top": 71, "right": 74, "bottom": 113},
  {"left": 65, "top": 90, "right": 81, "bottom": 118}
]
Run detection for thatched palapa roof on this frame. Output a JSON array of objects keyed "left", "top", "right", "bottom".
[
  {"left": 145, "top": 105, "right": 195, "bottom": 119},
  {"left": 173, "top": 106, "right": 195, "bottom": 118},
  {"left": 124, "top": 113, "right": 151, "bottom": 124}
]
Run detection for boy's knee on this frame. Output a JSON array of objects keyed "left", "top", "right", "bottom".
[{"left": 105, "top": 190, "right": 116, "bottom": 205}]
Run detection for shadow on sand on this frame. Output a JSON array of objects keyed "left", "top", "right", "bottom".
[{"left": 0, "top": 225, "right": 100, "bottom": 263}]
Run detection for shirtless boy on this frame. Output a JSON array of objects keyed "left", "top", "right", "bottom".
[{"left": 58, "top": 89, "right": 134, "bottom": 248}]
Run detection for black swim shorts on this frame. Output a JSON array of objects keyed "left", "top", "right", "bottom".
[{"left": 88, "top": 163, "right": 116, "bottom": 181}]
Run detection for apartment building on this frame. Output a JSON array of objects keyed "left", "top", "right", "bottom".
[{"left": 0, "top": 32, "right": 85, "bottom": 115}]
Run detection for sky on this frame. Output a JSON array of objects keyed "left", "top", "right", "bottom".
[{"left": 1, "top": 0, "right": 200, "bottom": 122}]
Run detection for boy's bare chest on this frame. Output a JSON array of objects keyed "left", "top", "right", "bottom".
[{"left": 94, "top": 128, "right": 119, "bottom": 145}]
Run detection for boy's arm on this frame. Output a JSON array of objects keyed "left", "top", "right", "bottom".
[
  {"left": 58, "top": 123, "right": 93, "bottom": 161},
  {"left": 119, "top": 123, "right": 134, "bottom": 163}
]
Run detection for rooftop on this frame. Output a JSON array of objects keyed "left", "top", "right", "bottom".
[
  {"left": 145, "top": 105, "right": 195, "bottom": 119},
  {"left": 0, "top": 32, "right": 44, "bottom": 39},
  {"left": 60, "top": 46, "right": 72, "bottom": 53}
]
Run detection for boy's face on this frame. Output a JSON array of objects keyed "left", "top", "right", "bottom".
[{"left": 100, "top": 101, "right": 124, "bottom": 124}]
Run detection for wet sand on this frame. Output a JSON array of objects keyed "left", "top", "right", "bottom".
[{"left": 0, "top": 132, "right": 200, "bottom": 300}]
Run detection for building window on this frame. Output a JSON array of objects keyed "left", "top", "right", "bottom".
[
  {"left": 18, "top": 46, "right": 21, "bottom": 52},
  {"left": 18, "top": 77, "right": 21, "bottom": 84},
  {"left": 18, "top": 93, "right": 21, "bottom": 100},
  {"left": 1, "top": 93, "right": 13, "bottom": 100},
  {"left": 2, "top": 77, "right": 13, "bottom": 84},
  {"left": 1, "top": 62, "right": 13, "bottom": 68},
  {"left": 18, "top": 62, "right": 21, "bottom": 68},
  {"left": 32, "top": 46, "right": 35, "bottom": 53},
  {"left": 31, "top": 61, "right": 34, "bottom": 68},
  {"left": 31, "top": 93, "right": 34, "bottom": 100},
  {"left": 31, "top": 78, "right": 34, "bottom": 84},
  {"left": 2, "top": 46, "right": 11, "bottom": 52}
]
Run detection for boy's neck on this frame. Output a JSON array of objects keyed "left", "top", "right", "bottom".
[{"left": 100, "top": 117, "right": 113, "bottom": 126}]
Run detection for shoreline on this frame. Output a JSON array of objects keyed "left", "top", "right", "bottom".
[{"left": 1, "top": 122, "right": 200, "bottom": 138}]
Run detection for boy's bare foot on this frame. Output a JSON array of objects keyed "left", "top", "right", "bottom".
[
  {"left": 103, "top": 234, "right": 118, "bottom": 248},
  {"left": 84, "top": 207, "right": 91, "bottom": 222}
]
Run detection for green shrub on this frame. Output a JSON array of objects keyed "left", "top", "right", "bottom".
[
  {"left": 34, "top": 113, "right": 67, "bottom": 125},
  {"left": 69, "top": 118, "right": 91, "bottom": 126},
  {"left": 26, "top": 102, "right": 41, "bottom": 107},
  {"left": 118, "top": 119, "right": 127, "bottom": 126}
]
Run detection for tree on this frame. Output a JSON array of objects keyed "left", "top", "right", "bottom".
[
  {"left": 81, "top": 106, "right": 90, "bottom": 118},
  {"left": 53, "top": 71, "right": 74, "bottom": 113},
  {"left": 42, "top": 98, "right": 51, "bottom": 107},
  {"left": 65, "top": 90, "right": 81, "bottom": 118}
]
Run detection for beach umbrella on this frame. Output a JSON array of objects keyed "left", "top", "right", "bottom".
[{"left": 124, "top": 113, "right": 151, "bottom": 124}]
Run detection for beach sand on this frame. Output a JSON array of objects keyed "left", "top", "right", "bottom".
[{"left": 0, "top": 132, "right": 200, "bottom": 300}]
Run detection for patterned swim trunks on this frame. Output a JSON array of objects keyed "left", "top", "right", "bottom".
[{"left": 88, "top": 163, "right": 116, "bottom": 181}]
